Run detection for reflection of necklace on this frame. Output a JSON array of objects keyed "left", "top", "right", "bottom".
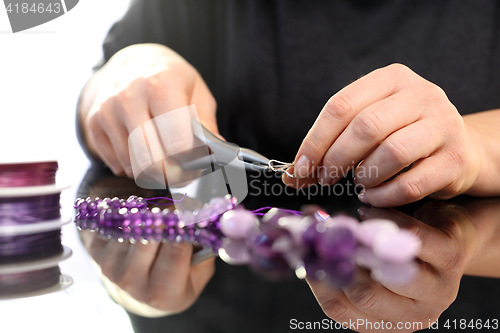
[{"left": 74, "top": 195, "right": 421, "bottom": 287}]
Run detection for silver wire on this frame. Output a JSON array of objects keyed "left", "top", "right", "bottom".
[{"left": 268, "top": 159, "right": 295, "bottom": 178}]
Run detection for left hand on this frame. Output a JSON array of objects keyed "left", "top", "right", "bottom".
[
  {"left": 307, "top": 205, "right": 478, "bottom": 332},
  {"left": 284, "top": 64, "right": 482, "bottom": 207}
]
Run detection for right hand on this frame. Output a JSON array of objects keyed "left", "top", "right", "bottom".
[{"left": 82, "top": 44, "right": 219, "bottom": 179}]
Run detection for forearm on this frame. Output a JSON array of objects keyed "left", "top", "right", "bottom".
[{"left": 463, "top": 109, "right": 500, "bottom": 196}]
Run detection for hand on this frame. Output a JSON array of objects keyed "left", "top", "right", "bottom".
[
  {"left": 307, "top": 204, "right": 478, "bottom": 332},
  {"left": 81, "top": 44, "right": 219, "bottom": 180},
  {"left": 285, "top": 64, "right": 482, "bottom": 207},
  {"left": 81, "top": 230, "right": 215, "bottom": 316}
]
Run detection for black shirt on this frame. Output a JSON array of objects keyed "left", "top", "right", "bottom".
[{"left": 98, "top": 0, "right": 500, "bottom": 162}]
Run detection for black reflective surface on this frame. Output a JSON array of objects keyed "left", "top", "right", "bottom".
[{"left": 77, "top": 166, "right": 500, "bottom": 333}]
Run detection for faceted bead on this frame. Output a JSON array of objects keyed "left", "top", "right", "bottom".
[
  {"left": 320, "top": 258, "right": 355, "bottom": 287},
  {"left": 356, "top": 219, "right": 398, "bottom": 247},
  {"left": 315, "top": 226, "right": 356, "bottom": 261},
  {"left": 210, "top": 197, "right": 232, "bottom": 215},
  {"left": 261, "top": 208, "right": 293, "bottom": 226},
  {"left": 219, "top": 239, "right": 251, "bottom": 265},
  {"left": 328, "top": 215, "right": 359, "bottom": 234},
  {"left": 372, "top": 260, "right": 418, "bottom": 285},
  {"left": 372, "top": 229, "right": 421, "bottom": 263},
  {"left": 355, "top": 246, "right": 381, "bottom": 270},
  {"left": 220, "top": 210, "right": 258, "bottom": 239},
  {"left": 250, "top": 224, "right": 291, "bottom": 257}
]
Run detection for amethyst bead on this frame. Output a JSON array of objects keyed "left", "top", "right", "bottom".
[
  {"left": 220, "top": 210, "right": 258, "bottom": 239},
  {"left": 315, "top": 226, "right": 356, "bottom": 261},
  {"left": 372, "top": 229, "right": 421, "bottom": 263}
]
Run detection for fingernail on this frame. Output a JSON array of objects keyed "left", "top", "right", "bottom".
[
  {"left": 294, "top": 155, "right": 310, "bottom": 179},
  {"left": 318, "top": 167, "right": 332, "bottom": 186},
  {"left": 357, "top": 206, "right": 369, "bottom": 218},
  {"left": 358, "top": 189, "right": 369, "bottom": 204},
  {"left": 282, "top": 174, "right": 295, "bottom": 187}
]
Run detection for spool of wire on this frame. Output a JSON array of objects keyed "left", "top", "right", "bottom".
[
  {"left": 0, "top": 194, "right": 61, "bottom": 226},
  {"left": 0, "top": 161, "right": 58, "bottom": 187},
  {"left": 0, "top": 266, "right": 61, "bottom": 297},
  {"left": 0, "top": 230, "right": 63, "bottom": 264},
  {"left": 0, "top": 158, "right": 72, "bottom": 298}
]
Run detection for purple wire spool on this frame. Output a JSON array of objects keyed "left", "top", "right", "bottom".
[
  {"left": 0, "top": 161, "right": 58, "bottom": 188},
  {"left": 0, "top": 266, "right": 61, "bottom": 297},
  {"left": 0, "top": 194, "right": 61, "bottom": 226},
  {"left": 0, "top": 230, "right": 63, "bottom": 264}
]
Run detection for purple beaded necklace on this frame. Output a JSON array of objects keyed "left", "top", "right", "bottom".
[{"left": 74, "top": 195, "right": 421, "bottom": 287}]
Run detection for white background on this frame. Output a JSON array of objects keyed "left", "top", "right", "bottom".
[{"left": 0, "top": 1, "right": 135, "bottom": 332}]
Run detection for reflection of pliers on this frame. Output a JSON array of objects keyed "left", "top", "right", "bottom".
[{"left": 174, "top": 119, "right": 295, "bottom": 178}]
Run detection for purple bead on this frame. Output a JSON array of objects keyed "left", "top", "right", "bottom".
[
  {"left": 356, "top": 219, "right": 398, "bottom": 247},
  {"left": 354, "top": 246, "right": 380, "bottom": 270},
  {"left": 372, "top": 229, "right": 421, "bottom": 263},
  {"left": 78, "top": 200, "right": 88, "bottom": 214},
  {"left": 129, "top": 209, "right": 142, "bottom": 228},
  {"left": 250, "top": 224, "right": 291, "bottom": 257},
  {"left": 220, "top": 210, "right": 258, "bottom": 239},
  {"left": 329, "top": 215, "right": 359, "bottom": 234},
  {"left": 372, "top": 261, "right": 418, "bottom": 285},
  {"left": 136, "top": 197, "right": 147, "bottom": 209},
  {"left": 315, "top": 226, "right": 356, "bottom": 260},
  {"left": 110, "top": 197, "right": 121, "bottom": 208},
  {"left": 321, "top": 258, "right": 355, "bottom": 287},
  {"left": 143, "top": 211, "right": 153, "bottom": 227},
  {"left": 210, "top": 197, "right": 232, "bottom": 215},
  {"left": 219, "top": 239, "right": 251, "bottom": 265},
  {"left": 261, "top": 208, "right": 293, "bottom": 226}
]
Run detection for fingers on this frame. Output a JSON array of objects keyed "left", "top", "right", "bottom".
[
  {"left": 355, "top": 120, "right": 444, "bottom": 188},
  {"left": 307, "top": 278, "right": 383, "bottom": 328},
  {"left": 293, "top": 64, "right": 406, "bottom": 179},
  {"left": 319, "top": 91, "right": 421, "bottom": 186},
  {"left": 147, "top": 243, "right": 195, "bottom": 311},
  {"left": 86, "top": 112, "right": 125, "bottom": 176},
  {"left": 362, "top": 153, "right": 457, "bottom": 207}
]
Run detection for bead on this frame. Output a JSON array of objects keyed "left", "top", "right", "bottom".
[
  {"left": 372, "top": 261, "right": 418, "bottom": 285},
  {"left": 219, "top": 239, "right": 251, "bottom": 265},
  {"left": 356, "top": 219, "right": 398, "bottom": 247},
  {"left": 315, "top": 226, "right": 356, "bottom": 261},
  {"left": 220, "top": 210, "right": 258, "bottom": 239},
  {"left": 372, "top": 229, "right": 421, "bottom": 263}
]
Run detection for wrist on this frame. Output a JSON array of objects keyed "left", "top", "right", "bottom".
[{"left": 462, "top": 118, "right": 491, "bottom": 196}]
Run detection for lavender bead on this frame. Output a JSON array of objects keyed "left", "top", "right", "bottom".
[
  {"left": 220, "top": 210, "right": 258, "bottom": 239},
  {"left": 329, "top": 215, "right": 359, "bottom": 234},
  {"left": 356, "top": 219, "right": 398, "bottom": 247},
  {"left": 372, "top": 261, "right": 418, "bottom": 285},
  {"left": 372, "top": 229, "right": 421, "bottom": 263},
  {"left": 321, "top": 258, "right": 355, "bottom": 287},
  {"left": 219, "top": 239, "right": 251, "bottom": 265},
  {"left": 315, "top": 226, "right": 356, "bottom": 261}
]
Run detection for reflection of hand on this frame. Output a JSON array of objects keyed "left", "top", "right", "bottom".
[
  {"left": 81, "top": 231, "right": 215, "bottom": 317},
  {"left": 285, "top": 64, "right": 482, "bottom": 207},
  {"left": 307, "top": 205, "right": 478, "bottom": 332},
  {"left": 80, "top": 44, "right": 219, "bottom": 181}
]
